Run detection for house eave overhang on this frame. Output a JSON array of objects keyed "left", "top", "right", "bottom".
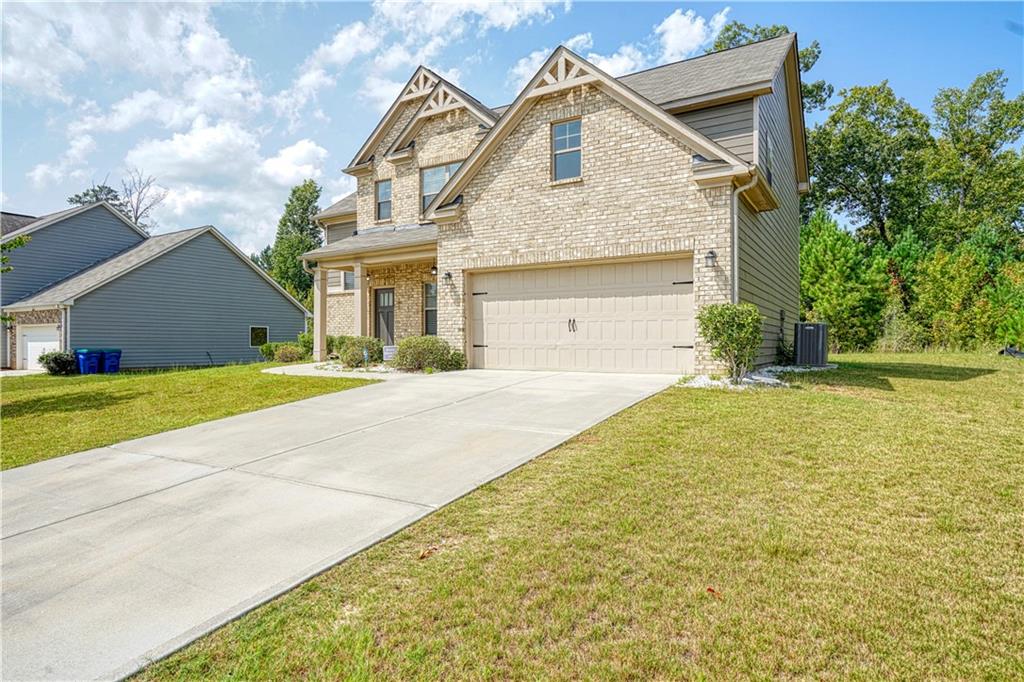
[
  {"left": 692, "top": 165, "right": 779, "bottom": 211},
  {"left": 783, "top": 40, "right": 810, "bottom": 189},
  {"left": 660, "top": 80, "right": 773, "bottom": 114},
  {"left": 307, "top": 241, "right": 438, "bottom": 266},
  {"left": 343, "top": 159, "right": 374, "bottom": 177}
]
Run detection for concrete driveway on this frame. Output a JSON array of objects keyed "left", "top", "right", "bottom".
[{"left": 1, "top": 370, "right": 675, "bottom": 681}]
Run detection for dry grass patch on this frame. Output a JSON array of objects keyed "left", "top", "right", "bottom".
[{"left": 139, "top": 352, "right": 1023, "bottom": 680}]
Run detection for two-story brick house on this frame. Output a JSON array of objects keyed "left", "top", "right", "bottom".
[{"left": 304, "top": 34, "right": 807, "bottom": 373}]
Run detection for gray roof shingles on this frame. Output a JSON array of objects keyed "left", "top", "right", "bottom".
[
  {"left": 618, "top": 34, "right": 793, "bottom": 106},
  {"left": 303, "top": 224, "right": 437, "bottom": 260},
  {"left": 7, "top": 227, "right": 209, "bottom": 308},
  {"left": 1, "top": 212, "right": 38, "bottom": 236},
  {"left": 314, "top": 192, "right": 357, "bottom": 221}
]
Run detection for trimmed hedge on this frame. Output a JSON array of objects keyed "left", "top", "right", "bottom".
[
  {"left": 391, "top": 336, "right": 465, "bottom": 371},
  {"left": 38, "top": 351, "right": 78, "bottom": 376}
]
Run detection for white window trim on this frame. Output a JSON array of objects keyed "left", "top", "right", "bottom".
[
  {"left": 375, "top": 179, "right": 393, "bottom": 222},
  {"left": 423, "top": 282, "right": 438, "bottom": 335},
  {"left": 551, "top": 118, "right": 582, "bottom": 181},
  {"left": 249, "top": 325, "right": 269, "bottom": 348}
]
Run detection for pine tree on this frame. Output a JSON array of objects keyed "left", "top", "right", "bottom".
[{"left": 800, "top": 210, "right": 886, "bottom": 350}]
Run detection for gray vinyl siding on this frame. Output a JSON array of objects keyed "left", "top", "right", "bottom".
[
  {"left": 325, "top": 220, "right": 356, "bottom": 245},
  {"left": 736, "top": 69, "right": 801, "bottom": 365},
  {"left": 675, "top": 99, "right": 754, "bottom": 162},
  {"left": 1, "top": 206, "right": 144, "bottom": 306},
  {"left": 69, "top": 232, "right": 306, "bottom": 368}
]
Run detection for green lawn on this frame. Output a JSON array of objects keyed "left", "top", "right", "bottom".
[
  {"left": 1, "top": 364, "right": 371, "bottom": 469},
  {"left": 138, "top": 352, "right": 1023, "bottom": 680}
]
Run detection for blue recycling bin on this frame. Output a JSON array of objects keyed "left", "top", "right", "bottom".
[
  {"left": 75, "top": 349, "right": 102, "bottom": 375},
  {"left": 100, "top": 349, "right": 122, "bottom": 373}
]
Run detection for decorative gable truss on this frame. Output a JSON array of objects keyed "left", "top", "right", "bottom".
[
  {"left": 424, "top": 46, "right": 758, "bottom": 223},
  {"left": 386, "top": 81, "right": 498, "bottom": 162},
  {"left": 345, "top": 66, "right": 441, "bottom": 175}
]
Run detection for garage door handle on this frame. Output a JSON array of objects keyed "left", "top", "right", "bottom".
[{"left": 571, "top": 318, "right": 578, "bottom": 332}]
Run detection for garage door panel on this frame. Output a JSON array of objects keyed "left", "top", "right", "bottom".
[{"left": 471, "top": 258, "right": 694, "bottom": 373}]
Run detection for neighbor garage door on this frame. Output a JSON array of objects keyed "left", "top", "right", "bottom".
[
  {"left": 19, "top": 324, "right": 60, "bottom": 370},
  {"left": 469, "top": 258, "right": 694, "bottom": 373}
]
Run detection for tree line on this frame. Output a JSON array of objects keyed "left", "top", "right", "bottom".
[{"left": 716, "top": 23, "right": 1024, "bottom": 352}]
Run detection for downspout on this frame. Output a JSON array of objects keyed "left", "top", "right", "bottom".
[{"left": 731, "top": 168, "right": 759, "bottom": 304}]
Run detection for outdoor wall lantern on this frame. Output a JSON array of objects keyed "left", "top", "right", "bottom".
[
  {"left": 704, "top": 250, "right": 718, "bottom": 268},
  {"left": 430, "top": 264, "right": 438, "bottom": 276},
  {"left": 444, "top": 271, "right": 453, "bottom": 281}
]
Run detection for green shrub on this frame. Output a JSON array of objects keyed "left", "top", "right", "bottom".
[
  {"left": 391, "top": 336, "right": 461, "bottom": 371},
  {"left": 297, "top": 332, "right": 313, "bottom": 356},
  {"left": 259, "top": 342, "right": 288, "bottom": 361},
  {"left": 696, "top": 303, "right": 763, "bottom": 380},
  {"left": 38, "top": 351, "right": 77, "bottom": 376},
  {"left": 339, "top": 336, "right": 384, "bottom": 367},
  {"left": 328, "top": 335, "right": 352, "bottom": 355},
  {"left": 273, "top": 343, "right": 305, "bottom": 363},
  {"left": 449, "top": 350, "right": 466, "bottom": 371}
]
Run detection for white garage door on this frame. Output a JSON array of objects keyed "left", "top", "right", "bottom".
[
  {"left": 20, "top": 324, "right": 60, "bottom": 370},
  {"left": 470, "top": 258, "right": 694, "bottom": 373}
]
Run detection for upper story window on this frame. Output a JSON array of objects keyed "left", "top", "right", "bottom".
[
  {"left": 421, "top": 162, "right": 461, "bottom": 211},
  {"left": 763, "top": 134, "right": 774, "bottom": 186},
  {"left": 375, "top": 180, "right": 392, "bottom": 221},
  {"left": 552, "top": 119, "right": 582, "bottom": 181}
]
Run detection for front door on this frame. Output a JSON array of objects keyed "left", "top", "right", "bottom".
[{"left": 375, "top": 288, "right": 395, "bottom": 345}]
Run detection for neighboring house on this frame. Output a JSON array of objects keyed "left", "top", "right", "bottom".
[
  {"left": 1, "top": 202, "right": 308, "bottom": 370},
  {"left": 305, "top": 35, "right": 807, "bottom": 373}
]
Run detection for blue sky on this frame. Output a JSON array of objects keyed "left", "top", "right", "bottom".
[{"left": 2, "top": 1, "right": 1020, "bottom": 254}]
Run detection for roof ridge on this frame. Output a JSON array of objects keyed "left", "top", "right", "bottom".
[{"left": 618, "top": 32, "right": 794, "bottom": 80}]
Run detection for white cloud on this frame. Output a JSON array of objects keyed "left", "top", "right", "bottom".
[
  {"left": 586, "top": 44, "right": 648, "bottom": 76},
  {"left": 28, "top": 134, "right": 96, "bottom": 187},
  {"left": 655, "top": 7, "right": 731, "bottom": 63},
  {"left": 260, "top": 139, "right": 329, "bottom": 186},
  {"left": 359, "top": 75, "right": 406, "bottom": 113},
  {"left": 125, "top": 118, "right": 261, "bottom": 184},
  {"left": 565, "top": 33, "right": 594, "bottom": 52},
  {"left": 272, "top": 21, "right": 378, "bottom": 128}
]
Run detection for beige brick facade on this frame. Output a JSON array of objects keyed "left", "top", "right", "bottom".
[
  {"left": 434, "top": 86, "right": 734, "bottom": 373},
  {"left": 326, "top": 293, "right": 356, "bottom": 336},
  {"left": 356, "top": 103, "right": 482, "bottom": 229},
  {"left": 6, "top": 308, "right": 63, "bottom": 368}
]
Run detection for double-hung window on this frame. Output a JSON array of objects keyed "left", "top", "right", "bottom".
[
  {"left": 420, "top": 162, "right": 461, "bottom": 212},
  {"left": 423, "top": 283, "right": 437, "bottom": 335},
  {"left": 552, "top": 119, "right": 582, "bottom": 181},
  {"left": 375, "top": 180, "right": 392, "bottom": 221}
]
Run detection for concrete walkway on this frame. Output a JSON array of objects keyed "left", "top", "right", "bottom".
[{"left": 1, "top": 369, "right": 676, "bottom": 681}]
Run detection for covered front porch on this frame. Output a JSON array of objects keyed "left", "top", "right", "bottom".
[{"left": 305, "top": 226, "right": 439, "bottom": 362}]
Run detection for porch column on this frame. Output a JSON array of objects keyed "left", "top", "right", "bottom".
[
  {"left": 312, "top": 266, "right": 328, "bottom": 361},
  {"left": 353, "top": 261, "right": 367, "bottom": 336}
]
